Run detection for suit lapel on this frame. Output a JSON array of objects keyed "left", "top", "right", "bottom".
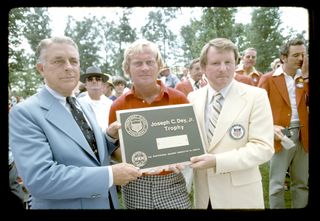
[
  {"left": 192, "top": 86, "right": 208, "bottom": 150},
  {"left": 208, "top": 82, "right": 246, "bottom": 152},
  {"left": 39, "top": 89, "right": 100, "bottom": 163},
  {"left": 273, "top": 75, "right": 291, "bottom": 107},
  {"left": 79, "top": 102, "right": 106, "bottom": 164}
]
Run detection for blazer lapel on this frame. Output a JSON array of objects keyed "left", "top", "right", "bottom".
[
  {"left": 273, "top": 75, "right": 291, "bottom": 107},
  {"left": 39, "top": 89, "right": 99, "bottom": 163},
  {"left": 192, "top": 86, "right": 209, "bottom": 150},
  {"left": 80, "top": 102, "right": 106, "bottom": 164},
  {"left": 208, "top": 82, "right": 246, "bottom": 152}
]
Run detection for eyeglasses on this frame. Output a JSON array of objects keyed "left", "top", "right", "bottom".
[{"left": 87, "top": 76, "right": 102, "bottom": 82}]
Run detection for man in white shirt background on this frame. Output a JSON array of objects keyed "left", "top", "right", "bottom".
[{"left": 78, "top": 66, "right": 113, "bottom": 133}]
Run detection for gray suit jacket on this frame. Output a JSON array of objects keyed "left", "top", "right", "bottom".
[{"left": 9, "top": 87, "right": 119, "bottom": 209}]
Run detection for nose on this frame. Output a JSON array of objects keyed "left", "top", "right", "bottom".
[
  {"left": 141, "top": 62, "right": 149, "bottom": 70},
  {"left": 219, "top": 63, "right": 227, "bottom": 71},
  {"left": 64, "top": 60, "right": 73, "bottom": 69},
  {"left": 298, "top": 54, "right": 304, "bottom": 60}
]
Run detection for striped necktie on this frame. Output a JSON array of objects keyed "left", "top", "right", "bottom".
[
  {"left": 207, "top": 93, "right": 222, "bottom": 143},
  {"left": 66, "top": 96, "right": 100, "bottom": 162}
]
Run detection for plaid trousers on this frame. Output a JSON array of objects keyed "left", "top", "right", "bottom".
[{"left": 122, "top": 172, "right": 192, "bottom": 209}]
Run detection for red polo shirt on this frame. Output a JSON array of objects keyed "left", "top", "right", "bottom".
[{"left": 109, "top": 80, "right": 189, "bottom": 125}]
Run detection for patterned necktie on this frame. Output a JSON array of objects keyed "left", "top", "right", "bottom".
[
  {"left": 66, "top": 96, "right": 100, "bottom": 162},
  {"left": 207, "top": 93, "right": 222, "bottom": 143}
]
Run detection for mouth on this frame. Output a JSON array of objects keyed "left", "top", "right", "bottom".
[{"left": 61, "top": 76, "right": 75, "bottom": 81}]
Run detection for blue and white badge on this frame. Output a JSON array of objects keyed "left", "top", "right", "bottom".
[{"left": 229, "top": 124, "right": 245, "bottom": 140}]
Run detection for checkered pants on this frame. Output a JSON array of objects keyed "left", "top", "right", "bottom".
[{"left": 122, "top": 172, "right": 192, "bottom": 209}]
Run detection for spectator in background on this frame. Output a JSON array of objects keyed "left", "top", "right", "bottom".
[
  {"left": 258, "top": 38, "right": 309, "bottom": 209},
  {"left": 109, "top": 76, "right": 127, "bottom": 101},
  {"left": 108, "top": 39, "right": 191, "bottom": 209},
  {"left": 158, "top": 65, "right": 180, "bottom": 88},
  {"left": 236, "top": 47, "right": 263, "bottom": 86},
  {"left": 180, "top": 67, "right": 189, "bottom": 81},
  {"left": 175, "top": 58, "right": 207, "bottom": 97},
  {"left": 78, "top": 66, "right": 113, "bottom": 132},
  {"left": 103, "top": 74, "right": 114, "bottom": 97}
]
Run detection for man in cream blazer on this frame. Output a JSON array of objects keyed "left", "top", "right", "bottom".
[{"left": 188, "top": 38, "right": 274, "bottom": 209}]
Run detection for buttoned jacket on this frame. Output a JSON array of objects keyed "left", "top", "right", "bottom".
[
  {"left": 188, "top": 80, "right": 274, "bottom": 209},
  {"left": 9, "top": 87, "right": 118, "bottom": 209}
]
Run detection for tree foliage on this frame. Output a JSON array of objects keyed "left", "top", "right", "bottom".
[
  {"left": 180, "top": 7, "right": 238, "bottom": 62},
  {"left": 65, "top": 15, "right": 103, "bottom": 73},
  {"left": 141, "top": 8, "right": 178, "bottom": 64},
  {"left": 8, "top": 7, "right": 51, "bottom": 97},
  {"left": 8, "top": 7, "right": 308, "bottom": 97},
  {"left": 101, "top": 8, "right": 137, "bottom": 76},
  {"left": 246, "top": 7, "right": 285, "bottom": 72}
]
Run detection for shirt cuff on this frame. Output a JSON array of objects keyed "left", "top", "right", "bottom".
[{"left": 107, "top": 166, "right": 113, "bottom": 188}]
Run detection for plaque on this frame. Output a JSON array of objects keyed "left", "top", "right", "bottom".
[{"left": 116, "top": 104, "right": 206, "bottom": 172}]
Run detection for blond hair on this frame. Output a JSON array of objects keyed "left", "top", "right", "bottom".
[
  {"left": 199, "top": 38, "right": 239, "bottom": 69},
  {"left": 122, "top": 39, "right": 164, "bottom": 75}
]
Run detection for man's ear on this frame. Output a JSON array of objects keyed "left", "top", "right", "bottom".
[
  {"left": 280, "top": 55, "right": 286, "bottom": 64},
  {"left": 36, "top": 63, "right": 45, "bottom": 77}
]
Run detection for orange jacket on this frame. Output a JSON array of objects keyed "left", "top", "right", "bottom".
[{"left": 258, "top": 71, "right": 309, "bottom": 152}]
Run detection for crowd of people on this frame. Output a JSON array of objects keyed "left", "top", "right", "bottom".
[{"left": 8, "top": 35, "right": 309, "bottom": 210}]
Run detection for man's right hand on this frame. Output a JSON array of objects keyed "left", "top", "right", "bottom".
[
  {"left": 274, "top": 125, "right": 285, "bottom": 141},
  {"left": 112, "top": 163, "right": 142, "bottom": 185}
]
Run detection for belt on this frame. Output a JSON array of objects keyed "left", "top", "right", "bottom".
[{"left": 142, "top": 170, "right": 174, "bottom": 176}]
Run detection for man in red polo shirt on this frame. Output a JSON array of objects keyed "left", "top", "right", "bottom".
[{"left": 108, "top": 39, "right": 191, "bottom": 209}]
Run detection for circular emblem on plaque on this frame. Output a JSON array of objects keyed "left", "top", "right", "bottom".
[
  {"left": 229, "top": 124, "right": 245, "bottom": 140},
  {"left": 131, "top": 151, "right": 147, "bottom": 167},
  {"left": 125, "top": 114, "right": 148, "bottom": 137}
]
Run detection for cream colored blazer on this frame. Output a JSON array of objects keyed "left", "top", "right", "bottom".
[{"left": 188, "top": 80, "right": 274, "bottom": 209}]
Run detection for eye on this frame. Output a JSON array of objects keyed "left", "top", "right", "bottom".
[
  {"left": 53, "top": 59, "right": 64, "bottom": 64},
  {"left": 70, "top": 59, "right": 79, "bottom": 65},
  {"left": 146, "top": 60, "right": 156, "bottom": 66}
]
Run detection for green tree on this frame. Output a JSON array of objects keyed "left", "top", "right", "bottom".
[
  {"left": 180, "top": 7, "right": 240, "bottom": 63},
  {"left": 180, "top": 19, "right": 202, "bottom": 63},
  {"left": 101, "top": 8, "right": 137, "bottom": 77},
  {"left": 141, "top": 8, "right": 178, "bottom": 64},
  {"left": 246, "top": 7, "right": 285, "bottom": 72},
  {"left": 8, "top": 7, "right": 51, "bottom": 97},
  {"left": 64, "top": 15, "right": 103, "bottom": 72}
]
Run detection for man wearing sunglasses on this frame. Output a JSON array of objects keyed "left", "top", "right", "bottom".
[{"left": 79, "top": 66, "right": 113, "bottom": 133}]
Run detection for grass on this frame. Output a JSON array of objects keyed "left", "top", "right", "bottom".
[{"left": 260, "top": 162, "right": 292, "bottom": 208}]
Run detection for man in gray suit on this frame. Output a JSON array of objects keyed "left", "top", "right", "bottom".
[{"left": 9, "top": 36, "right": 142, "bottom": 209}]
